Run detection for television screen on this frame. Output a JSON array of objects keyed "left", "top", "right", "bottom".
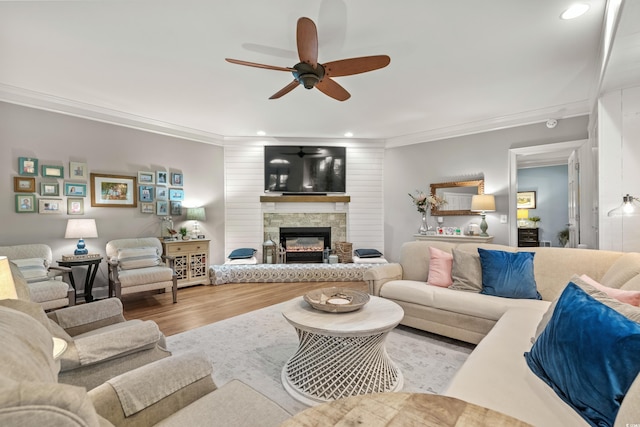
[{"left": 264, "top": 146, "right": 346, "bottom": 194}]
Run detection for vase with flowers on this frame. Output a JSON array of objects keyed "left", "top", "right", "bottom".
[{"left": 409, "top": 190, "right": 447, "bottom": 234}]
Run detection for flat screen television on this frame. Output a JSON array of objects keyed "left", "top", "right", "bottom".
[{"left": 264, "top": 146, "right": 346, "bottom": 194}]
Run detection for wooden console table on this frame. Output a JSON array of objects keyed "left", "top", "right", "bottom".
[
  {"left": 414, "top": 234, "right": 494, "bottom": 243},
  {"left": 162, "top": 239, "right": 209, "bottom": 287}
]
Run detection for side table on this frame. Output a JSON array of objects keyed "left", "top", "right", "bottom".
[{"left": 57, "top": 257, "right": 103, "bottom": 303}]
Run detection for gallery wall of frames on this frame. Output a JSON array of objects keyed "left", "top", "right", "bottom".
[{"left": 14, "top": 157, "right": 185, "bottom": 216}]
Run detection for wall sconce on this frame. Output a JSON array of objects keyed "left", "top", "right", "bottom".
[
  {"left": 608, "top": 194, "right": 640, "bottom": 216},
  {"left": 471, "top": 194, "right": 496, "bottom": 237},
  {"left": 65, "top": 219, "right": 99, "bottom": 255},
  {"left": 186, "top": 207, "right": 206, "bottom": 237}
]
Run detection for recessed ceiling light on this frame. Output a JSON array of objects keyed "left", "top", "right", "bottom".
[
  {"left": 256, "top": 130, "right": 266, "bottom": 136},
  {"left": 344, "top": 132, "right": 354, "bottom": 138},
  {"left": 561, "top": 3, "right": 590, "bottom": 20}
]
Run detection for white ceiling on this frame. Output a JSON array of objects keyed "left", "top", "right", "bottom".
[{"left": 0, "top": 0, "right": 636, "bottom": 145}]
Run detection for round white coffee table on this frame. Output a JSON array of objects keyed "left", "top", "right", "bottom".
[{"left": 281, "top": 295, "right": 404, "bottom": 406}]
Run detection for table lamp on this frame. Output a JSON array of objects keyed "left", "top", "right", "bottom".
[
  {"left": 471, "top": 194, "right": 496, "bottom": 237},
  {"left": 517, "top": 209, "right": 529, "bottom": 227},
  {"left": 0, "top": 256, "right": 18, "bottom": 300},
  {"left": 186, "top": 207, "right": 206, "bottom": 237},
  {"left": 65, "top": 219, "right": 98, "bottom": 255}
]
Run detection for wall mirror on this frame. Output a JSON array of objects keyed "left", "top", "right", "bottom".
[{"left": 430, "top": 179, "right": 484, "bottom": 216}]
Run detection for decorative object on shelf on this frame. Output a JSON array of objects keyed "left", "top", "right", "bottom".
[
  {"left": 517, "top": 191, "right": 536, "bottom": 209},
  {"left": 303, "top": 287, "right": 370, "bottom": 313},
  {"left": 67, "top": 198, "right": 84, "bottom": 215},
  {"left": 41, "top": 165, "right": 64, "bottom": 178},
  {"left": 0, "top": 256, "right": 18, "bottom": 300},
  {"left": 186, "top": 207, "right": 206, "bottom": 237},
  {"left": 14, "top": 176, "right": 36, "bottom": 193},
  {"left": 18, "top": 157, "right": 38, "bottom": 176},
  {"left": 69, "top": 161, "right": 87, "bottom": 179},
  {"left": 160, "top": 216, "right": 174, "bottom": 239},
  {"left": 529, "top": 216, "right": 541, "bottom": 228},
  {"left": 64, "top": 182, "right": 87, "bottom": 197},
  {"left": 179, "top": 227, "right": 188, "bottom": 239},
  {"left": 517, "top": 209, "right": 529, "bottom": 227},
  {"left": 471, "top": 194, "right": 496, "bottom": 237},
  {"left": 90, "top": 173, "right": 137, "bottom": 207},
  {"left": 65, "top": 218, "right": 98, "bottom": 255},
  {"left": 263, "top": 235, "right": 277, "bottom": 264},
  {"left": 334, "top": 242, "right": 353, "bottom": 263},
  {"left": 38, "top": 198, "right": 64, "bottom": 214},
  {"left": 607, "top": 194, "right": 640, "bottom": 216},
  {"left": 61, "top": 253, "right": 101, "bottom": 261},
  {"left": 15, "top": 194, "right": 36, "bottom": 213},
  {"left": 409, "top": 190, "right": 446, "bottom": 234}
]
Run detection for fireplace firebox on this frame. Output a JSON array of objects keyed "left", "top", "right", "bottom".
[{"left": 280, "top": 227, "right": 331, "bottom": 263}]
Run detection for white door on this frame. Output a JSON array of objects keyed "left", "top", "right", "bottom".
[{"left": 567, "top": 150, "right": 580, "bottom": 248}]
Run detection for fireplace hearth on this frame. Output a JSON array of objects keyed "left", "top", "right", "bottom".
[{"left": 280, "top": 227, "right": 331, "bottom": 263}]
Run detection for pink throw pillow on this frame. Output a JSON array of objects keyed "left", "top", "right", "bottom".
[
  {"left": 580, "top": 274, "right": 640, "bottom": 306},
  {"left": 428, "top": 246, "right": 453, "bottom": 287}
]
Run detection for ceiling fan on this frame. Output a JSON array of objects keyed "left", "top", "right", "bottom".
[{"left": 225, "top": 17, "right": 390, "bottom": 101}]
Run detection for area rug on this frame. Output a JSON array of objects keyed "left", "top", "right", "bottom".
[{"left": 166, "top": 300, "right": 474, "bottom": 414}]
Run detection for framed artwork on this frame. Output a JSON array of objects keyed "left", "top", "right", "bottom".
[
  {"left": 156, "top": 186, "right": 168, "bottom": 201},
  {"left": 156, "top": 171, "right": 168, "bottom": 185},
  {"left": 141, "top": 202, "right": 155, "bottom": 214},
  {"left": 69, "top": 162, "right": 88, "bottom": 179},
  {"left": 170, "top": 201, "right": 182, "bottom": 216},
  {"left": 517, "top": 191, "right": 537, "bottom": 209},
  {"left": 139, "top": 185, "right": 154, "bottom": 202},
  {"left": 14, "top": 176, "right": 36, "bottom": 193},
  {"left": 18, "top": 157, "right": 38, "bottom": 176},
  {"left": 38, "top": 198, "right": 64, "bottom": 214},
  {"left": 138, "top": 171, "right": 155, "bottom": 185},
  {"left": 171, "top": 173, "right": 183, "bottom": 187},
  {"left": 40, "top": 182, "right": 60, "bottom": 196},
  {"left": 169, "top": 188, "right": 184, "bottom": 201},
  {"left": 15, "top": 194, "right": 36, "bottom": 213},
  {"left": 64, "top": 182, "right": 87, "bottom": 197},
  {"left": 91, "top": 173, "right": 137, "bottom": 207},
  {"left": 67, "top": 198, "right": 84, "bottom": 215},
  {"left": 42, "top": 165, "right": 64, "bottom": 178},
  {"left": 156, "top": 200, "right": 168, "bottom": 216}
]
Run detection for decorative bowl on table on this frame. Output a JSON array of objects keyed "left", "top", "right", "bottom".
[{"left": 303, "top": 287, "right": 370, "bottom": 313}]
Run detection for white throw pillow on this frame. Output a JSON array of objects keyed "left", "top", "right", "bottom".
[
  {"left": 13, "top": 258, "right": 49, "bottom": 283},
  {"left": 117, "top": 247, "right": 161, "bottom": 270}
]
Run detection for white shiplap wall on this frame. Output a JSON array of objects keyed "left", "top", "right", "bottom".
[{"left": 224, "top": 143, "right": 384, "bottom": 259}]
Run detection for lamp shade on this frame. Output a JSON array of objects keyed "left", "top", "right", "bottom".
[
  {"left": 0, "top": 256, "right": 18, "bottom": 300},
  {"left": 65, "top": 219, "right": 98, "bottom": 239},
  {"left": 471, "top": 194, "right": 496, "bottom": 212},
  {"left": 186, "top": 207, "right": 206, "bottom": 222},
  {"left": 517, "top": 209, "right": 529, "bottom": 219}
]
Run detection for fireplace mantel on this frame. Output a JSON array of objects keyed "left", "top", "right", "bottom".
[{"left": 260, "top": 195, "right": 350, "bottom": 203}]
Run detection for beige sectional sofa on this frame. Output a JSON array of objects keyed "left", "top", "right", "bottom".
[{"left": 364, "top": 241, "right": 640, "bottom": 427}]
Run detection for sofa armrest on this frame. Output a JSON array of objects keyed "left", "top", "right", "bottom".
[
  {"left": 47, "top": 298, "right": 126, "bottom": 336},
  {"left": 47, "top": 265, "right": 72, "bottom": 279},
  {"left": 88, "top": 352, "right": 216, "bottom": 427},
  {"left": 363, "top": 263, "right": 403, "bottom": 295}
]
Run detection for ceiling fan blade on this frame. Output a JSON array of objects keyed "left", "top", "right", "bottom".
[
  {"left": 225, "top": 58, "right": 294, "bottom": 73},
  {"left": 269, "top": 80, "right": 300, "bottom": 99},
  {"left": 316, "top": 77, "right": 350, "bottom": 101},
  {"left": 297, "top": 17, "right": 318, "bottom": 68},
  {"left": 323, "top": 55, "right": 391, "bottom": 77}
]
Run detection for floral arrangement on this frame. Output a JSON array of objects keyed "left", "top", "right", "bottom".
[{"left": 408, "top": 190, "right": 447, "bottom": 213}]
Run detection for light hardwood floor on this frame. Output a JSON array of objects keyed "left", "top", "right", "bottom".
[{"left": 121, "top": 281, "right": 368, "bottom": 336}]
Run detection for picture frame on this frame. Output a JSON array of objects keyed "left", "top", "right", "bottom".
[
  {"left": 69, "top": 161, "right": 88, "bottom": 179},
  {"left": 15, "top": 194, "right": 36, "bottom": 213},
  {"left": 18, "top": 157, "right": 38, "bottom": 176},
  {"left": 42, "top": 165, "right": 64, "bottom": 178},
  {"left": 64, "top": 182, "right": 87, "bottom": 197},
  {"left": 169, "top": 188, "right": 184, "bottom": 201},
  {"left": 156, "top": 171, "right": 168, "bottom": 186},
  {"left": 40, "top": 182, "right": 60, "bottom": 196},
  {"left": 91, "top": 173, "right": 137, "bottom": 207},
  {"left": 139, "top": 185, "right": 154, "bottom": 202},
  {"left": 156, "top": 200, "right": 168, "bottom": 216},
  {"left": 141, "top": 202, "right": 155, "bottom": 214},
  {"left": 155, "top": 186, "right": 168, "bottom": 201},
  {"left": 138, "top": 171, "right": 155, "bottom": 185},
  {"left": 170, "top": 200, "right": 182, "bottom": 216},
  {"left": 517, "top": 191, "right": 537, "bottom": 209},
  {"left": 67, "top": 198, "right": 84, "bottom": 215},
  {"left": 171, "top": 172, "right": 183, "bottom": 187},
  {"left": 38, "top": 198, "right": 64, "bottom": 214},
  {"left": 14, "top": 176, "right": 36, "bottom": 193}
]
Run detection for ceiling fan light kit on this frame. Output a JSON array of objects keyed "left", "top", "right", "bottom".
[{"left": 226, "top": 17, "right": 390, "bottom": 101}]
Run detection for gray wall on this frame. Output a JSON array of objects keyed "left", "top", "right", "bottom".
[
  {"left": 383, "top": 116, "right": 589, "bottom": 262},
  {"left": 0, "top": 101, "right": 225, "bottom": 296},
  {"left": 518, "top": 165, "right": 569, "bottom": 247}
]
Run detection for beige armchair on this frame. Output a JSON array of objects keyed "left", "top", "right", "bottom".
[
  {"left": 106, "top": 237, "right": 177, "bottom": 303},
  {"left": 0, "top": 243, "right": 74, "bottom": 310}
]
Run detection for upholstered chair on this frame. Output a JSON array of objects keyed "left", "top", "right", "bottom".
[
  {"left": 106, "top": 237, "right": 178, "bottom": 303},
  {"left": 0, "top": 243, "right": 74, "bottom": 310}
]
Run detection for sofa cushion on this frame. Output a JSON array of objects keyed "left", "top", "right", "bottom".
[
  {"left": 600, "top": 252, "right": 640, "bottom": 289},
  {"left": 427, "top": 246, "right": 452, "bottom": 287},
  {"left": 227, "top": 248, "right": 257, "bottom": 260},
  {"left": 12, "top": 257, "right": 48, "bottom": 283},
  {"left": 117, "top": 266, "right": 174, "bottom": 287},
  {"left": 478, "top": 249, "right": 541, "bottom": 300},
  {"left": 449, "top": 249, "right": 482, "bottom": 292},
  {"left": 525, "top": 281, "right": 640, "bottom": 427},
  {"left": 580, "top": 274, "right": 640, "bottom": 306},
  {"left": 117, "top": 247, "right": 162, "bottom": 270}
]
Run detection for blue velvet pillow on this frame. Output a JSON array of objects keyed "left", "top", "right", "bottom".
[
  {"left": 478, "top": 248, "right": 541, "bottom": 299},
  {"left": 228, "top": 248, "right": 256, "bottom": 259},
  {"left": 525, "top": 282, "right": 640, "bottom": 427},
  {"left": 354, "top": 249, "right": 383, "bottom": 258}
]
